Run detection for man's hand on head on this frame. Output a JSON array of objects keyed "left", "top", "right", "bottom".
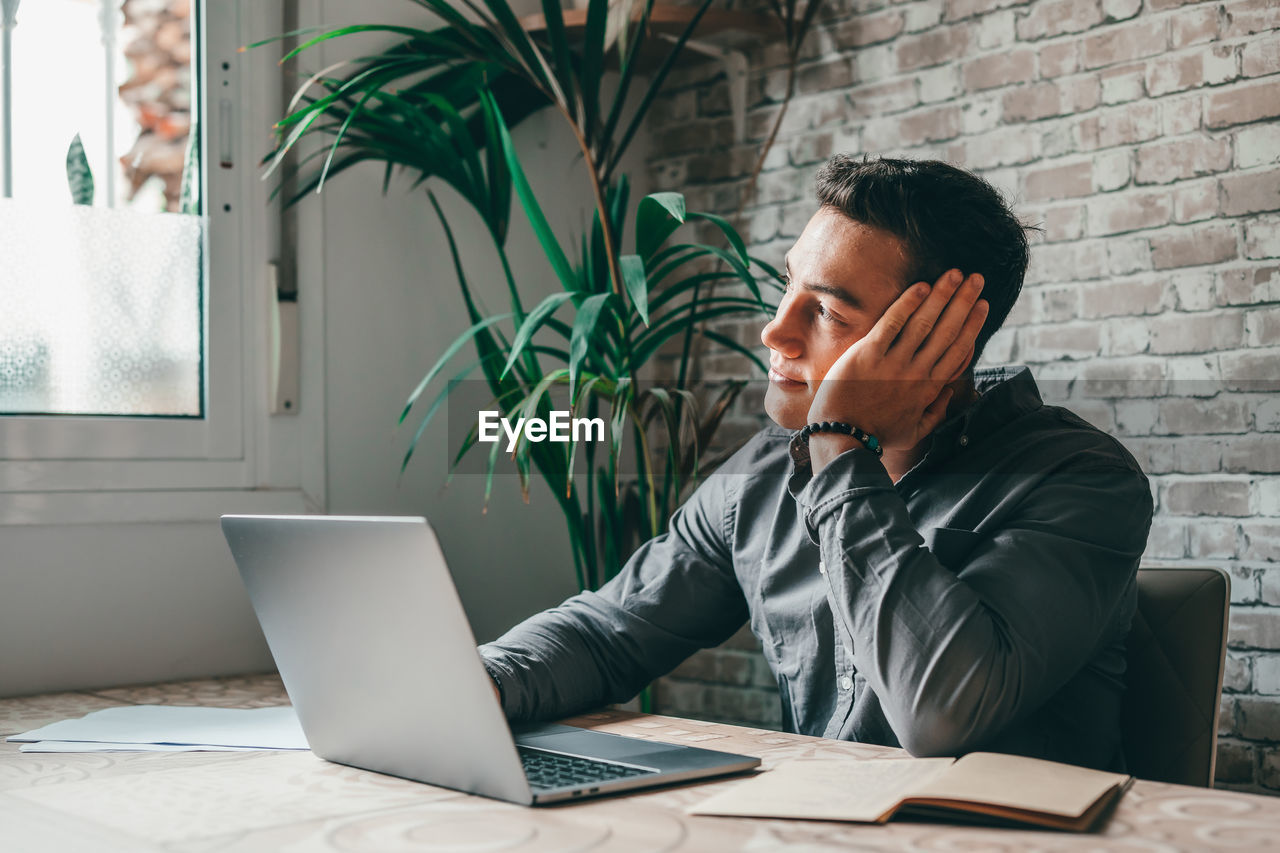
[{"left": 805, "top": 267, "right": 988, "bottom": 463}]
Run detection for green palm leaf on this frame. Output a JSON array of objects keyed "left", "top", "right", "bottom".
[
  {"left": 620, "top": 255, "right": 649, "bottom": 327},
  {"left": 689, "top": 211, "right": 749, "bottom": 266},
  {"left": 635, "top": 192, "right": 686, "bottom": 261},
  {"left": 400, "top": 312, "right": 513, "bottom": 424},
  {"left": 500, "top": 292, "right": 575, "bottom": 380},
  {"left": 569, "top": 292, "right": 614, "bottom": 404},
  {"left": 487, "top": 91, "right": 577, "bottom": 291}
]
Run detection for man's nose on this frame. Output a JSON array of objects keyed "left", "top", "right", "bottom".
[{"left": 760, "top": 301, "right": 802, "bottom": 357}]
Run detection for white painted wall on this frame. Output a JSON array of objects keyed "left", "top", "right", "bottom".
[{"left": 0, "top": 523, "right": 274, "bottom": 693}]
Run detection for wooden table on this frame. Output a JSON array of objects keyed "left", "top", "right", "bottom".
[{"left": 3, "top": 674, "right": 1279, "bottom": 852}]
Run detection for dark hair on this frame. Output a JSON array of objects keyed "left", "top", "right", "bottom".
[{"left": 814, "top": 154, "right": 1036, "bottom": 366}]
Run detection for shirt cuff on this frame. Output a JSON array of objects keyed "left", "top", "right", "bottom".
[
  {"left": 788, "top": 445, "right": 895, "bottom": 543},
  {"left": 478, "top": 647, "right": 520, "bottom": 719}
]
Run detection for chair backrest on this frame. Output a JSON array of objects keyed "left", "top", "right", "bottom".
[{"left": 1121, "top": 566, "right": 1230, "bottom": 787}]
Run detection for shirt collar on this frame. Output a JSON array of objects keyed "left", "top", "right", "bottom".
[
  {"left": 969, "top": 365, "right": 1043, "bottom": 432},
  {"left": 925, "top": 365, "right": 1044, "bottom": 456}
]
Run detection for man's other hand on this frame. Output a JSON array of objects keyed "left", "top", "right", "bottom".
[{"left": 806, "top": 268, "right": 988, "bottom": 451}]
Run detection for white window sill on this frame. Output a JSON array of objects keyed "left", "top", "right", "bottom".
[{"left": 0, "top": 488, "right": 312, "bottom": 525}]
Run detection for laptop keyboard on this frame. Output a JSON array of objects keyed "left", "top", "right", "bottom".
[{"left": 518, "top": 746, "right": 656, "bottom": 791}]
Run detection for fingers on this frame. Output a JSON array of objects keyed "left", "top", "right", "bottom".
[
  {"left": 931, "top": 299, "right": 988, "bottom": 381},
  {"left": 949, "top": 343, "right": 975, "bottom": 383},
  {"left": 912, "top": 272, "right": 983, "bottom": 361},
  {"left": 865, "top": 281, "right": 931, "bottom": 355},
  {"left": 919, "top": 385, "right": 955, "bottom": 437},
  {"left": 865, "top": 268, "right": 986, "bottom": 382},
  {"left": 893, "top": 269, "right": 967, "bottom": 355}
]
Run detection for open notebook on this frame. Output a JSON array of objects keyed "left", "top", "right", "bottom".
[{"left": 688, "top": 752, "right": 1132, "bottom": 832}]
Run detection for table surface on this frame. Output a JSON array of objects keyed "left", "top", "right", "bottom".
[{"left": 3, "top": 674, "right": 1278, "bottom": 852}]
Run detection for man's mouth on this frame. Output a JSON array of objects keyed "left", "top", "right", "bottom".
[{"left": 768, "top": 366, "right": 806, "bottom": 388}]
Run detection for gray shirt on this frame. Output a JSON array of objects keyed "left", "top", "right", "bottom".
[{"left": 480, "top": 366, "right": 1153, "bottom": 771}]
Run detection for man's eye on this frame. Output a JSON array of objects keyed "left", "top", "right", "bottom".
[{"left": 780, "top": 275, "right": 840, "bottom": 324}]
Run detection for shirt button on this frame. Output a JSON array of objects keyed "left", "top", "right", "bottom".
[
  {"left": 818, "top": 560, "right": 826, "bottom": 575},
  {"left": 959, "top": 435, "right": 969, "bottom": 447},
  {"left": 839, "top": 675, "right": 853, "bottom": 691}
]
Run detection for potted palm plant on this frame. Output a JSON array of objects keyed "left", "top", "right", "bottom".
[{"left": 263, "top": 0, "right": 784, "bottom": 591}]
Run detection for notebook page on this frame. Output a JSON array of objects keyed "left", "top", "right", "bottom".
[
  {"left": 688, "top": 758, "right": 954, "bottom": 822},
  {"left": 907, "top": 752, "right": 1129, "bottom": 818}
]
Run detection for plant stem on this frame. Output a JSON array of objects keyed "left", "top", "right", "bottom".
[
  {"left": 584, "top": 395, "right": 599, "bottom": 589},
  {"left": 561, "top": 109, "right": 623, "bottom": 300},
  {"left": 604, "top": 453, "right": 619, "bottom": 584},
  {"left": 558, "top": 108, "right": 636, "bottom": 428},
  {"left": 631, "top": 416, "right": 661, "bottom": 540},
  {"left": 566, "top": 511, "right": 587, "bottom": 592}
]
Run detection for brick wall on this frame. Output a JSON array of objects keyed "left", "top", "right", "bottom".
[{"left": 643, "top": 0, "right": 1280, "bottom": 794}]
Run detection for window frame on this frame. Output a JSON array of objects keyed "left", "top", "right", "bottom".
[{"left": 0, "top": 1, "right": 315, "bottom": 522}]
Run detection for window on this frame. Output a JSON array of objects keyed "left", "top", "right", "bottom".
[
  {"left": 0, "top": 1, "right": 310, "bottom": 522},
  {"left": 1, "top": 0, "right": 203, "bottom": 417}
]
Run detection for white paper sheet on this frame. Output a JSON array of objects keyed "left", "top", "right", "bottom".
[
  {"left": 7, "top": 705, "right": 308, "bottom": 750},
  {"left": 19, "top": 740, "right": 261, "bottom": 753}
]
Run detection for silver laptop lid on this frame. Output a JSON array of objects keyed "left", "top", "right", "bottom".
[{"left": 221, "top": 514, "right": 532, "bottom": 804}]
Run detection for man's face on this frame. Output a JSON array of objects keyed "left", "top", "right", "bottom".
[{"left": 761, "top": 207, "right": 914, "bottom": 430}]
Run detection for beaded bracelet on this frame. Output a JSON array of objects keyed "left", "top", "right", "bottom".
[{"left": 793, "top": 420, "right": 883, "bottom": 457}]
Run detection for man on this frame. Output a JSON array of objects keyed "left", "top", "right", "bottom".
[{"left": 479, "top": 155, "right": 1153, "bottom": 772}]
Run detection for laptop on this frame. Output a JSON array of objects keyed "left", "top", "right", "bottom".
[{"left": 220, "top": 514, "right": 760, "bottom": 805}]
